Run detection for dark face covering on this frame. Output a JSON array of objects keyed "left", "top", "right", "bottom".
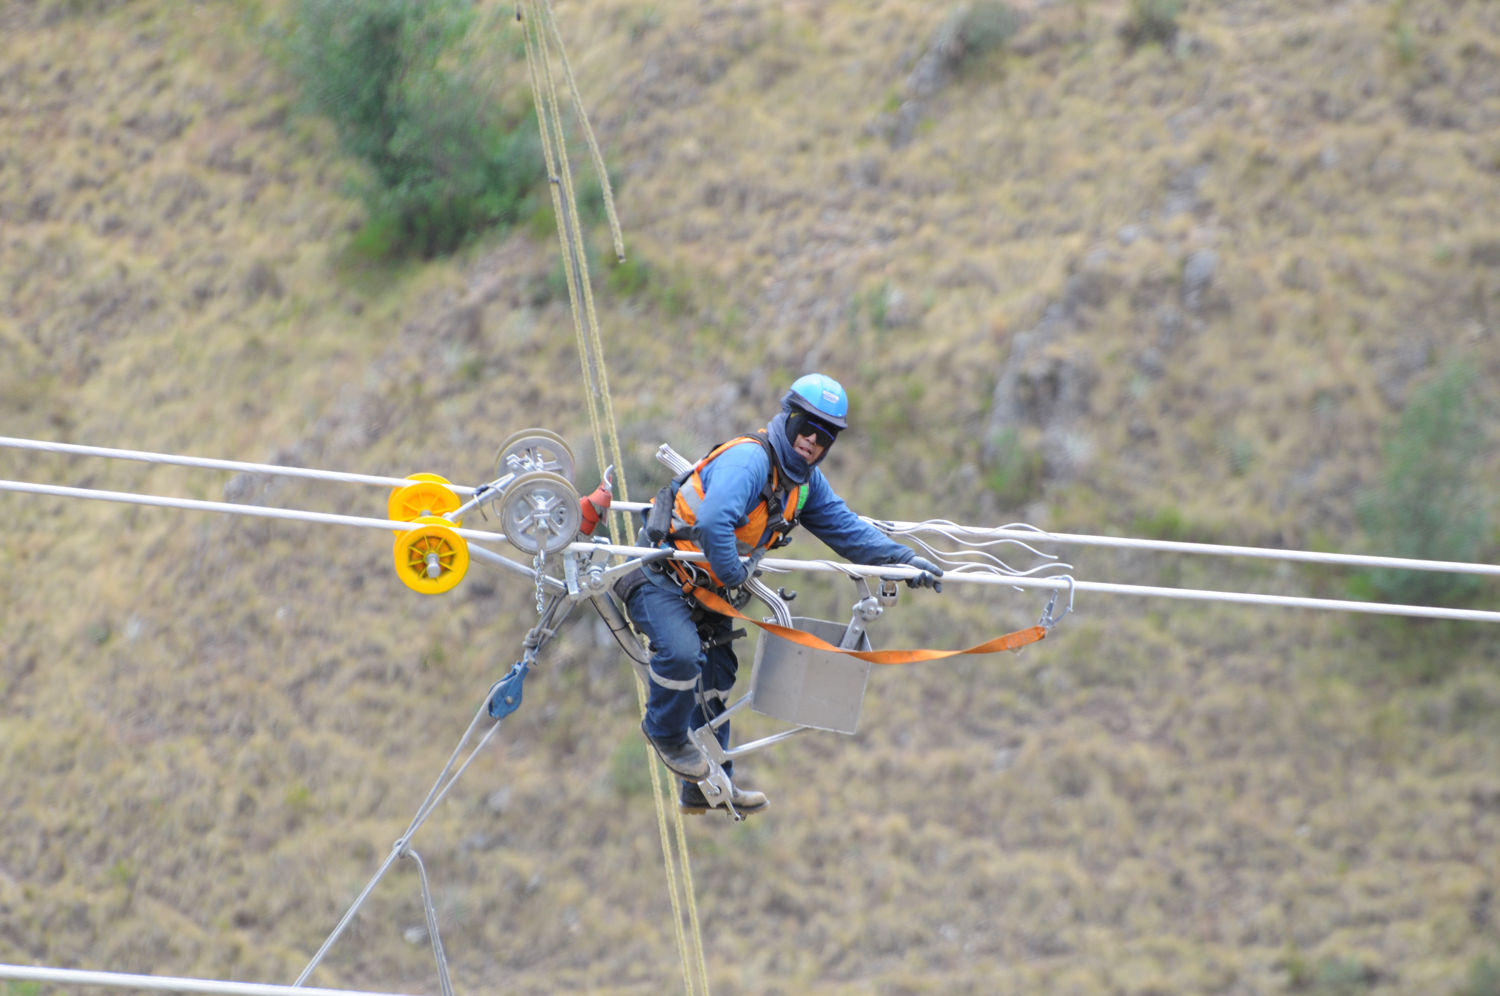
[{"left": 767, "top": 410, "right": 830, "bottom": 485}]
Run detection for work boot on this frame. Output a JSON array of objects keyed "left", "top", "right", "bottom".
[
  {"left": 679, "top": 779, "right": 770, "bottom": 817},
  {"left": 640, "top": 720, "right": 709, "bottom": 780}
]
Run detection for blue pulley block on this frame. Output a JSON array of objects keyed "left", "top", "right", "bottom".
[{"left": 487, "top": 661, "right": 531, "bottom": 719}]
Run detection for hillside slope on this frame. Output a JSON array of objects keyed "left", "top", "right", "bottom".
[{"left": 2, "top": 1, "right": 1499, "bottom": 994}]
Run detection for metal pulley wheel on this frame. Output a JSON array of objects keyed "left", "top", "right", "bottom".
[
  {"left": 494, "top": 429, "right": 575, "bottom": 484},
  {"left": 499, "top": 470, "right": 582, "bottom": 556},
  {"left": 387, "top": 473, "right": 462, "bottom": 536},
  {"left": 393, "top": 515, "right": 469, "bottom": 595}
]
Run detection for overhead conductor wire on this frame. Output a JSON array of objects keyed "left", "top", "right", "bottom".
[
  {"left": 519, "top": 4, "right": 711, "bottom": 995},
  {"left": 0, "top": 964, "right": 418, "bottom": 996},
  {"left": 0, "top": 436, "right": 478, "bottom": 493},
  {"left": 5, "top": 431, "right": 1495, "bottom": 582},
  {"left": 5, "top": 476, "right": 1500, "bottom": 621}
]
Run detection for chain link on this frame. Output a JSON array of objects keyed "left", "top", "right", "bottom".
[{"left": 533, "top": 546, "right": 547, "bottom": 616}]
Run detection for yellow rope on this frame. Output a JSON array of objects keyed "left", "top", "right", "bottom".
[
  {"left": 532, "top": 5, "right": 631, "bottom": 546},
  {"left": 519, "top": 5, "right": 710, "bottom": 994},
  {"left": 521, "top": 7, "right": 607, "bottom": 489},
  {"left": 540, "top": 2, "right": 625, "bottom": 263},
  {"left": 634, "top": 668, "right": 697, "bottom": 996}
]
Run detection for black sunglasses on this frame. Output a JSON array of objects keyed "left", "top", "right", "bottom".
[{"left": 787, "top": 412, "right": 839, "bottom": 449}]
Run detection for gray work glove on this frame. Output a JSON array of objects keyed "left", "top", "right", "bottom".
[{"left": 905, "top": 555, "right": 944, "bottom": 592}]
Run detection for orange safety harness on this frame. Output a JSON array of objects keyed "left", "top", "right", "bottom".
[{"left": 648, "top": 431, "right": 805, "bottom": 590}]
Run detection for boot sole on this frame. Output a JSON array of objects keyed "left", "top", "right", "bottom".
[
  {"left": 677, "top": 801, "right": 770, "bottom": 817},
  {"left": 640, "top": 727, "right": 709, "bottom": 781}
]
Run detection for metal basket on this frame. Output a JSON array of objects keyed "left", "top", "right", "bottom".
[{"left": 748, "top": 617, "right": 872, "bottom": 735}]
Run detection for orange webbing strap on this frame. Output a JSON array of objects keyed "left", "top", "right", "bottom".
[{"left": 688, "top": 586, "right": 1046, "bottom": 664}]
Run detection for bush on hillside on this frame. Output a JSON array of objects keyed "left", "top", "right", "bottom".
[
  {"left": 291, "top": 0, "right": 544, "bottom": 259},
  {"left": 934, "top": 1, "right": 1024, "bottom": 72},
  {"left": 1457, "top": 955, "right": 1500, "bottom": 996},
  {"left": 985, "top": 429, "right": 1044, "bottom": 509},
  {"left": 1357, "top": 362, "right": 1488, "bottom": 606},
  {"left": 1119, "top": 0, "right": 1181, "bottom": 51}
]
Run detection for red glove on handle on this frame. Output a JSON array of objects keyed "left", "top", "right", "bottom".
[{"left": 578, "top": 468, "right": 614, "bottom": 536}]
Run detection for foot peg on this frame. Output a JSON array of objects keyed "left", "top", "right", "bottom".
[
  {"left": 681, "top": 774, "right": 769, "bottom": 818},
  {"left": 686, "top": 723, "right": 755, "bottom": 821},
  {"left": 695, "top": 767, "right": 741, "bottom": 820}
]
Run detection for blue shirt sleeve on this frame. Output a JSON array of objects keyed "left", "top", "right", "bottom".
[
  {"left": 693, "top": 442, "right": 769, "bottom": 588},
  {"left": 798, "top": 471, "right": 916, "bottom": 567}
]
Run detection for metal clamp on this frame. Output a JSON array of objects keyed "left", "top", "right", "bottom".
[
  {"left": 563, "top": 547, "right": 672, "bottom": 601},
  {"left": 839, "top": 577, "right": 885, "bottom": 649},
  {"left": 1039, "top": 576, "right": 1075, "bottom": 632},
  {"left": 445, "top": 472, "right": 517, "bottom": 522},
  {"left": 687, "top": 724, "right": 741, "bottom": 821}
]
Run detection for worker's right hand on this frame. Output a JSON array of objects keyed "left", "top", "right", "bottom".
[{"left": 906, "top": 556, "right": 944, "bottom": 593}]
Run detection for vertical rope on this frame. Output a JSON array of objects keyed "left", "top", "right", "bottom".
[
  {"left": 675, "top": 798, "right": 712, "bottom": 995},
  {"left": 635, "top": 670, "right": 698, "bottom": 996},
  {"left": 539, "top": 1, "right": 625, "bottom": 263},
  {"left": 533, "top": 7, "right": 631, "bottom": 542},
  {"left": 519, "top": 4, "right": 709, "bottom": 994},
  {"left": 520, "top": 5, "right": 608, "bottom": 489}
]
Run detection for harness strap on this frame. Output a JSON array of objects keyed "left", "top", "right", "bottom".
[
  {"left": 667, "top": 430, "right": 803, "bottom": 589},
  {"left": 685, "top": 584, "right": 1046, "bottom": 664}
]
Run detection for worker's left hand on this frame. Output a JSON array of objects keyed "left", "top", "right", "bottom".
[{"left": 906, "top": 556, "right": 944, "bottom": 593}]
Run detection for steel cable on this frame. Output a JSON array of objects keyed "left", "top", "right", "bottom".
[{"left": 8, "top": 478, "right": 1500, "bottom": 624}]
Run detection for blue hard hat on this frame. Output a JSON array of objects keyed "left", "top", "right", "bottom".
[{"left": 785, "top": 373, "right": 849, "bottom": 429}]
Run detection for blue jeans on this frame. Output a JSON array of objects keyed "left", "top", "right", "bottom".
[{"left": 625, "top": 576, "right": 739, "bottom": 777}]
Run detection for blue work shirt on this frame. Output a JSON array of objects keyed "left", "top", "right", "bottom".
[{"left": 650, "top": 439, "right": 915, "bottom": 590}]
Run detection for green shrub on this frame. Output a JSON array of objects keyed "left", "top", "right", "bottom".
[
  {"left": 1357, "top": 362, "right": 1488, "bottom": 605},
  {"left": 937, "top": 1, "right": 1023, "bottom": 71},
  {"left": 1119, "top": 0, "right": 1181, "bottom": 51},
  {"left": 606, "top": 255, "right": 652, "bottom": 297},
  {"left": 1284, "top": 951, "right": 1378, "bottom": 995},
  {"left": 601, "top": 254, "right": 693, "bottom": 316},
  {"left": 290, "top": 0, "right": 544, "bottom": 259},
  {"left": 985, "top": 429, "right": 1044, "bottom": 509},
  {"left": 608, "top": 739, "right": 652, "bottom": 797},
  {"left": 956, "top": 0, "right": 1024, "bottom": 60},
  {"left": 1133, "top": 506, "right": 1190, "bottom": 541},
  {"left": 1458, "top": 955, "right": 1500, "bottom": 996}
]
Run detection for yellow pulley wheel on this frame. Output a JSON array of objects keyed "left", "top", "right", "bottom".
[
  {"left": 388, "top": 474, "right": 462, "bottom": 536},
  {"left": 393, "top": 515, "right": 469, "bottom": 595}
]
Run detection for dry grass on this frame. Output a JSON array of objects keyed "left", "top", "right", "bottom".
[{"left": 1, "top": 0, "right": 1499, "bottom": 994}]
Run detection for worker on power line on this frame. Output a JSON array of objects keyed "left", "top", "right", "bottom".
[{"left": 616, "top": 373, "right": 944, "bottom": 816}]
